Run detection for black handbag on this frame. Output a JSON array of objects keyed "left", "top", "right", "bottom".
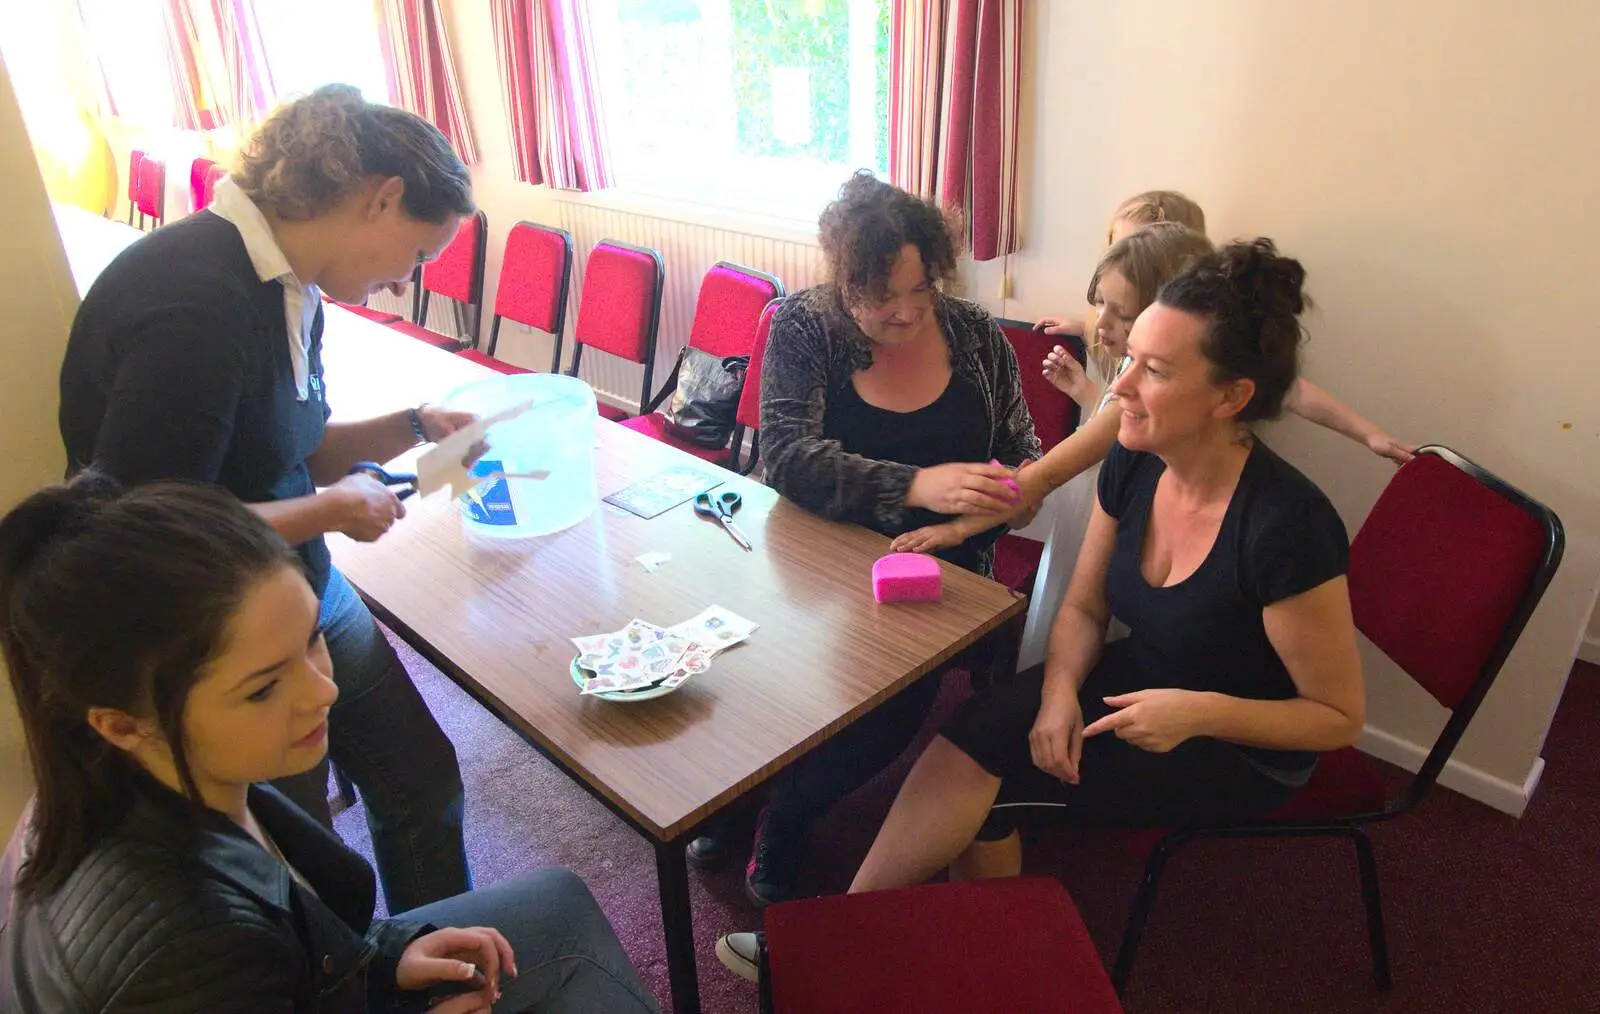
[{"left": 664, "top": 346, "right": 749, "bottom": 448}]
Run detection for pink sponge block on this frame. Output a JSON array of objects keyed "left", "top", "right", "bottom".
[
  {"left": 872, "top": 553, "right": 943, "bottom": 603},
  {"left": 990, "top": 459, "right": 1021, "bottom": 501}
]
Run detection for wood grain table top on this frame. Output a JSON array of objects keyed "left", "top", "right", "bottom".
[{"left": 321, "top": 310, "right": 1025, "bottom": 840}]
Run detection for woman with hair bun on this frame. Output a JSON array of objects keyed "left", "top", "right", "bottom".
[
  {"left": 838, "top": 238, "right": 1368, "bottom": 896},
  {"left": 57, "top": 84, "right": 476, "bottom": 910}
]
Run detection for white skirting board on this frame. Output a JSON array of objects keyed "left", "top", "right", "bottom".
[
  {"left": 1579, "top": 635, "right": 1600, "bottom": 666},
  {"left": 1356, "top": 725, "right": 1543, "bottom": 818}
]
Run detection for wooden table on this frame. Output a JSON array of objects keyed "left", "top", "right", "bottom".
[
  {"left": 52, "top": 203, "right": 143, "bottom": 297},
  {"left": 333, "top": 309, "right": 1032, "bottom": 1013}
]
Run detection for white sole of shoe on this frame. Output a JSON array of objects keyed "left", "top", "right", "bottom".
[{"left": 714, "top": 934, "right": 760, "bottom": 984}]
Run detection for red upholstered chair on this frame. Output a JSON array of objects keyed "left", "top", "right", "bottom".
[
  {"left": 135, "top": 156, "right": 166, "bottom": 229},
  {"left": 757, "top": 878, "right": 1122, "bottom": 1014},
  {"left": 202, "top": 162, "right": 227, "bottom": 210},
  {"left": 388, "top": 209, "right": 488, "bottom": 351},
  {"left": 1110, "top": 445, "right": 1564, "bottom": 997},
  {"left": 565, "top": 239, "right": 664, "bottom": 422},
  {"left": 991, "top": 319, "right": 1086, "bottom": 593},
  {"left": 619, "top": 262, "right": 783, "bottom": 462},
  {"left": 457, "top": 220, "right": 573, "bottom": 377},
  {"left": 127, "top": 150, "right": 145, "bottom": 226},
  {"left": 729, "top": 299, "right": 780, "bottom": 474},
  {"left": 189, "top": 157, "right": 215, "bottom": 212}
]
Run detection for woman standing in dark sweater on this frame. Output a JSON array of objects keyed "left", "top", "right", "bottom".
[
  {"left": 694, "top": 173, "right": 1042, "bottom": 913},
  {"left": 57, "top": 85, "right": 475, "bottom": 911}
]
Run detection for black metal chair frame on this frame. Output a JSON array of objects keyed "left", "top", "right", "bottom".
[{"left": 1111, "top": 445, "right": 1565, "bottom": 997}]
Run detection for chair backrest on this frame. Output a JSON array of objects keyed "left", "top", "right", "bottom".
[
  {"left": 1349, "top": 445, "right": 1563, "bottom": 803},
  {"left": 494, "top": 221, "right": 572, "bottom": 334},
  {"left": 687, "top": 261, "right": 785, "bottom": 359},
  {"left": 189, "top": 157, "right": 215, "bottom": 212},
  {"left": 136, "top": 156, "right": 165, "bottom": 219},
  {"left": 572, "top": 239, "right": 664, "bottom": 365},
  {"left": 203, "top": 164, "right": 227, "bottom": 208},
  {"left": 422, "top": 209, "right": 488, "bottom": 307},
  {"left": 128, "top": 150, "right": 145, "bottom": 204},
  {"left": 996, "top": 318, "right": 1083, "bottom": 453},
  {"left": 736, "top": 299, "right": 781, "bottom": 433}
]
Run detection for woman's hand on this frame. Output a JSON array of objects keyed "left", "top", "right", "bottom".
[
  {"left": 1034, "top": 315, "right": 1085, "bottom": 337},
  {"left": 1029, "top": 693, "right": 1085, "bottom": 784},
  {"left": 1043, "top": 346, "right": 1098, "bottom": 410},
  {"left": 891, "top": 523, "right": 964, "bottom": 554},
  {"left": 396, "top": 926, "right": 516, "bottom": 1011},
  {"left": 326, "top": 472, "right": 405, "bottom": 542},
  {"left": 906, "top": 462, "right": 1019, "bottom": 515},
  {"left": 417, "top": 404, "right": 478, "bottom": 444},
  {"left": 1366, "top": 432, "right": 1416, "bottom": 466},
  {"left": 1082, "top": 689, "right": 1211, "bottom": 753}
]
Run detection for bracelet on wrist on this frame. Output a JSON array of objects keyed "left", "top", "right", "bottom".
[{"left": 408, "top": 406, "right": 427, "bottom": 445}]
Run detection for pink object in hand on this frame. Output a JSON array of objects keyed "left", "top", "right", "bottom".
[
  {"left": 872, "top": 553, "right": 943, "bottom": 603},
  {"left": 991, "top": 459, "right": 1021, "bottom": 502}
]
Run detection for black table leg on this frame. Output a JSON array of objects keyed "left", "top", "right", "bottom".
[{"left": 655, "top": 837, "right": 701, "bottom": 1014}]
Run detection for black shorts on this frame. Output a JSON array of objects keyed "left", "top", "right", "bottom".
[{"left": 941, "top": 647, "right": 1297, "bottom": 840}]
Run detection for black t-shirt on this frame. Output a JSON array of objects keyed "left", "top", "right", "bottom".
[
  {"left": 1098, "top": 439, "right": 1349, "bottom": 773},
  {"left": 825, "top": 372, "right": 999, "bottom": 574},
  {"left": 59, "top": 212, "right": 333, "bottom": 593}
]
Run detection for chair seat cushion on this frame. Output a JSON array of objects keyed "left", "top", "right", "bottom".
[
  {"left": 456, "top": 349, "right": 533, "bottom": 375},
  {"left": 337, "top": 303, "right": 404, "bottom": 325},
  {"left": 764, "top": 878, "right": 1121, "bottom": 1014},
  {"left": 387, "top": 320, "right": 463, "bottom": 351},
  {"left": 596, "top": 401, "right": 633, "bottom": 423},
  {"left": 993, "top": 533, "right": 1044, "bottom": 592},
  {"left": 1123, "top": 746, "right": 1389, "bottom": 858},
  {"left": 617, "top": 412, "right": 731, "bottom": 465}
]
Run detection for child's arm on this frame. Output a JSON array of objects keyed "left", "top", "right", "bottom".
[
  {"left": 1016, "top": 404, "right": 1122, "bottom": 507},
  {"left": 891, "top": 514, "right": 997, "bottom": 554},
  {"left": 1285, "top": 379, "right": 1415, "bottom": 465},
  {"left": 1034, "top": 314, "right": 1085, "bottom": 337}
]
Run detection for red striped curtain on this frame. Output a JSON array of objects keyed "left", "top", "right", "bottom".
[
  {"left": 490, "top": 0, "right": 613, "bottom": 191},
  {"left": 889, "top": 0, "right": 1022, "bottom": 261},
  {"left": 162, "top": 0, "right": 277, "bottom": 131},
  {"left": 374, "top": 0, "right": 480, "bottom": 164}
]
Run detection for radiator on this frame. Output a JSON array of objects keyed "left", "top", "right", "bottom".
[{"left": 554, "top": 199, "right": 824, "bottom": 410}]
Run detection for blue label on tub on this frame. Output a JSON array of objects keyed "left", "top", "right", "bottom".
[{"left": 462, "top": 459, "right": 517, "bottom": 525}]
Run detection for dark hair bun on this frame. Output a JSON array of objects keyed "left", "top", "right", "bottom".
[{"left": 0, "top": 471, "right": 121, "bottom": 590}]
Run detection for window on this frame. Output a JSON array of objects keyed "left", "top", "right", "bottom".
[
  {"left": 68, "top": 0, "right": 176, "bottom": 127},
  {"left": 589, "top": 0, "right": 889, "bottom": 220},
  {"left": 254, "top": 0, "right": 390, "bottom": 105}
]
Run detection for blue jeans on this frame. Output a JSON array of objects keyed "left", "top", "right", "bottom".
[
  {"left": 397, "top": 869, "right": 660, "bottom": 1013},
  {"left": 274, "top": 569, "right": 470, "bottom": 912}
]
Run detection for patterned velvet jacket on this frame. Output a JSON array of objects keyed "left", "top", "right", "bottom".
[{"left": 759, "top": 285, "right": 1041, "bottom": 575}]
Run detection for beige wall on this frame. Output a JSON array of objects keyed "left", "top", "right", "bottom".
[
  {"left": 0, "top": 53, "right": 78, "bottom": 833},
  {"left": 984, "top": 0, "right": 1599, "bottom": 804}
]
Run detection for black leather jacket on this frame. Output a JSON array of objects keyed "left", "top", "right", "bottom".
[{"left": 1, "top": 781, "right": 430, "bottom": 1012}]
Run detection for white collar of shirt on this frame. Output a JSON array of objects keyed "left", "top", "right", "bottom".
[{"left": 207, "top": 178, "right": 321, "bottom": 401}]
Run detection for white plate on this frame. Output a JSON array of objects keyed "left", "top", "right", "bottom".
[{"left": 570, "top": 657, "right": 681, "bottom": 702}]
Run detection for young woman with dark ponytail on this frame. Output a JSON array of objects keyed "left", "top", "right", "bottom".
[{"left": 0, "top": 476, "right": 659, "bottom": 1013}]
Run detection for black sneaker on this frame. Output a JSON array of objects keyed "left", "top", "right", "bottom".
[
  {"left": 744, "top": 806, "right": 805, "bottom": 908},
  {"left": 685, "top": 833, "right": 731, "bottom": 869}
]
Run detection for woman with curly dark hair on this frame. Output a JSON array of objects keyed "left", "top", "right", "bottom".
[
  {"left": 57, "top": 84, "right": 477, "bottom": 911},
  {"left": 693, "top": 172, "right": 1041, "bottom": 916}
]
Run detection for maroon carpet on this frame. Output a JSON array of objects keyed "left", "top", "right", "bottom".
[{"left": 340, "top": 641, "right": 1600, "bottom": 1013}]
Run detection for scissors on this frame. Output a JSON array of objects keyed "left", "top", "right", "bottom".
[
  {"left": 693, "top": 490, "right": 752, "bottom": 551},
  {"left": 349, "top": 461, "right": 418, "bottom": 500}
]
